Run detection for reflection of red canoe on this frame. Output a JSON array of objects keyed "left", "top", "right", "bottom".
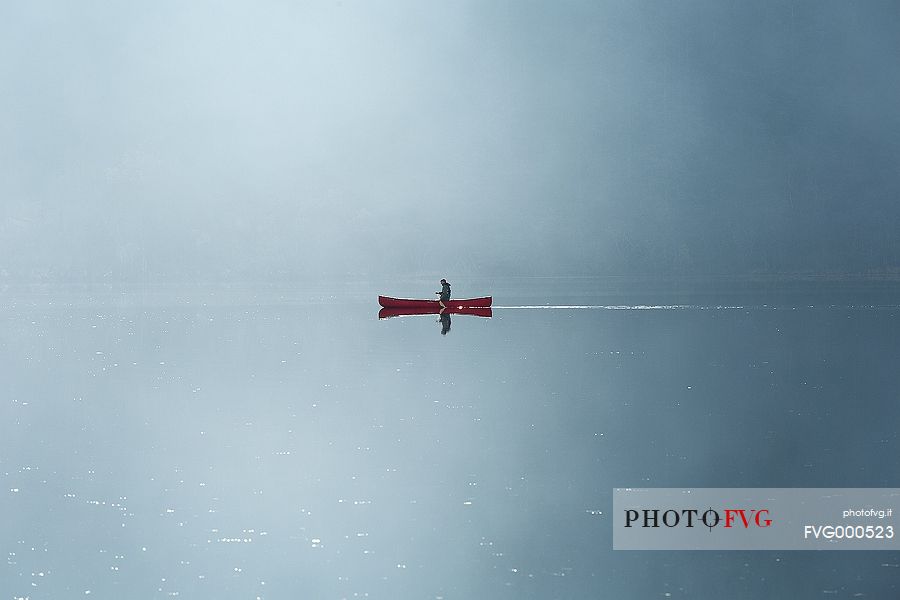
[
  {"left": 379, "top": 307, "right": 492, "bottom": 319},
  {"left": 378, "top": 295, "right": 492, "bottom": 309}
]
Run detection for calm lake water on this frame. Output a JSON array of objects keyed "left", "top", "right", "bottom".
[{"left": 2, "top": 278, "right": 899, "bottom": 599}]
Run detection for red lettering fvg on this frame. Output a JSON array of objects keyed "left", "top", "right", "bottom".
[{"left": 724, "top": 509, "right": 772, "bottom": 528}]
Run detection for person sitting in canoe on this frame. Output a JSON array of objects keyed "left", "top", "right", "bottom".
[{"left": 436, "top": 278, "right": 451, "bottom": 309}]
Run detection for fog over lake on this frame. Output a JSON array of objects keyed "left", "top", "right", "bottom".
[
  {"left": 3, "top": 1, "right": 900, "bottom": 598},
  {"left": 3, "top": 1, "right": 900, "bottom": 281}
]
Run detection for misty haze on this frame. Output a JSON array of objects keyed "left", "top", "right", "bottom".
[{"left": 2, "top": 2, "right": 900, "bottom": 599}]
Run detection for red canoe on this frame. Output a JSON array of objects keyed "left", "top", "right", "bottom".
[
  {"left": 379, "top": 307, "right": 492, "bottom": 319},
  {"left": 378, "top": 295, "right": 492, "bottom": 309}
]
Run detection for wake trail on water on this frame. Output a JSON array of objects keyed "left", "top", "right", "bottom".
[
  {"left": 492, "top": 304, "right": 900, "bottom": 311},
  {"left": 493, "top": 305, "right": 743, "bottom": 310}
]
